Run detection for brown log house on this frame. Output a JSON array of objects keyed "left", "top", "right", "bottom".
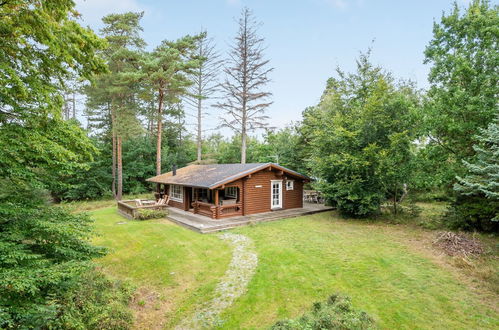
[{"left": 146, "top": 163, "right": 310, "bottom": 219}]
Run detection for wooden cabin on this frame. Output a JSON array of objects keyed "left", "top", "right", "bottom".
[{"left": 146, "top": 163, "right": 310, "bottom": 219}]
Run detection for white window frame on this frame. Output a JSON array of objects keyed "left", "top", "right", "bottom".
[
  {"left": 170, "top": 184, "right": 183, "bottom": 202},
  {"left": 225, "top": 186, "right": 237, "bottom": 199},
  {"left": 271, "top": 180, "right": 283, "bottom": 209},
  {"left": 286, "top": 180, "right": 294, "bottom": 191}
]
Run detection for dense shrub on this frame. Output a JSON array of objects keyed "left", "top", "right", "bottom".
[
  {"left": 271, "top": 293, "right": 375, "bottom": 330},
  {"left": 0, "top": 181, "right": 135, "bottom": 328},
  {"left": 48, "top": 270, "right": 134, "bottom": 329},
  {"left": 443, "top": 195, "right": 499, "bottom": 232},
  {"left": 399, "top": 203, "right": 422, "bottom": 218},
  {"left": 136, "top": 209, "right": 168, "bottom": 220},
  {"left": 0, "top": 180, "right": 106, "bottom": 328}
]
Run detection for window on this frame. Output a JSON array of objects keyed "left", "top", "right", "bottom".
[
  {"left": 170, "top": 185, "right": 183, "bottom": 202},
  {"left": 286, "top": 180, "right": 294, "bottom": 191},
  {"left": 225, "top": 186, "right": 237, "bottom": 199},
  {"left": 197, "top": 188, "right": 208, "bottom": 201}
]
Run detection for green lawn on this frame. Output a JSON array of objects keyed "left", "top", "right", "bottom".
[
  {"left": 89, "top": 207, "right": 498, "bottom": 329},
  {"left": 90, "top": 207, "right": 232, "bottom": 328}
]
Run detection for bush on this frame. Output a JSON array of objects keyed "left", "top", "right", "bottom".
[
  {"left": 136, "top": 208, "right": 168, "bottom": 220},
  {"left": 443, "top": 195, "right": 499, "bottom": 232},
  {"left": 0, "top": 180, "right": 106, "bottom": 328},
  {"left": 399, "top": 203, "right": 422, "bottom": 218},
  {"left": 48, "top": 269, "right": 134, "bottom": 329},
  {"left": 270, "top": 293, "right": 375, "bottom": 330},
  {"left": 410, "top": 189, "right": 453, "bottom": 203}
]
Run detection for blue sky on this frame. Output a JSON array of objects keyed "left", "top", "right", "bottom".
[{"left": 75, "top": 0, "right": 476, "bottom": 136}]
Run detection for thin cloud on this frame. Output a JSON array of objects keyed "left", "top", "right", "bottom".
[{"left": 75, "top": 0, "right": 145, "bottom": 28}]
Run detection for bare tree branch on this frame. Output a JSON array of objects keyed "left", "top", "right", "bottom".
[
  {"left": 184, "top": 31, "right": 222, "bottom": 162},
  {"left": 212, "top": 7, "right": 273, "bottom": 163}
]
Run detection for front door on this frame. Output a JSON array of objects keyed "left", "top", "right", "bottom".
[{"left": 271, "top": 180, "right": 283, "bottom": 209}]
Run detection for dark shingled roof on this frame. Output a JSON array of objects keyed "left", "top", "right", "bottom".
[{"left": 146, "top": 163, "right": 309, "bottom": 189}]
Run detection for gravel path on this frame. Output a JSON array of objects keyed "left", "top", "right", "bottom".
[{"left": 176, "top": 233, "right": 258, "bottom": 329}]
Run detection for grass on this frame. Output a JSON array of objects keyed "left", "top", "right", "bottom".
[
  {"left": 61, "top": 192, "right": 154, "bottom": 212},
  {"left": 223, "top": 213, "right": 498, "bottom": 329},
  {"left": 89, "top": 207, "right": 232, "bottom": 329},
  {"left": 88, "top": 206, "right": 498, "bottom": 329}
]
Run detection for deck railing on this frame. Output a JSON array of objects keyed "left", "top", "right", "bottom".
[
  {"left": 218, "top": 202, "right": 243, "bottom": 218},
  {"left": 191, "top": 201, "right": 243, "bottom": 219},
  {"left": 192, "top": 201, "right": 217, "bottom": 218}
]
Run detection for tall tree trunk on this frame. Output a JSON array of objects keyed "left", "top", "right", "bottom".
[
  {"left": 240, "top": 16, "right": 248, "bottom": 165},
  {"left": 197, "top": 96, "right": 202, "bottom": 162},
  {"left": 72, "top": 91, "right": 76, "bottom": 119},
  {"left": 213, "top": 8, "right": 273, "bottom": 158},
  {"left": 178, "top": 114, "right": 183, "bottom": 146},
  {"left": 241, "top": 125, "right": 247, "bottom": 164},
  {"left": 149, "top": 100, "right": 155, "bottom": 136},
  {"left": 196, "top": 59, "right": 203, "bottom": 163},
  {"left": 156, "top": 90, "right": 164, "bottom": 175},
  {"left": 111, "top": 107, "right": 117, "bottom": 198},
  {"left": 117, "top": 136, "right": 123, "bottom": 200}
]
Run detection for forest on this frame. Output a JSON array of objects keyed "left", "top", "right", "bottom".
[{"left": 0, "top": 0, "right": 497, "bottom": 328}]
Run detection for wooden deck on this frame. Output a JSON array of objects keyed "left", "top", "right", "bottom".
[{"left": 164, "top": 202, "right": 334, "bottom": 233}]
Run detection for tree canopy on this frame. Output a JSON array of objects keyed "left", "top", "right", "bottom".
[
  {"left": 302, "top": 53, "right": 420, "bottom": 216},
  {"left": 0, "top": 0, "right": 106, "bottom": 122},
  {"left": 422, "top": 0, "right": 499, "bottom": 186}
]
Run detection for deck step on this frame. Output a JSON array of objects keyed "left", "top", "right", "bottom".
[
  {"left": 197, "top": 208, "right": 332, "bottom": 233},
  {"left": 163, "top": 205, "right": 334, "bottom": 234}
]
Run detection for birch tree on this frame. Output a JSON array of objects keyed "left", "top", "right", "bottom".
[{"left": 214, "top": 7, "right": 273, "bottom": 164}]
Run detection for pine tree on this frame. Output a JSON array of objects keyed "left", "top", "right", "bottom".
[
  {"left": 455, "top": 117, "right": 499, "bottom": 202},
  {"left": 85, "top": 12, "right": 145, "bottom": 199},
  {"left": 141, "top": 34, "right": 202, "bottom": 175},
  {"left": 214, "top": 7, "right": 273, "bottom": 164},
  {"left": 447, "top": 116, "right": 499, "bottom": 231}
]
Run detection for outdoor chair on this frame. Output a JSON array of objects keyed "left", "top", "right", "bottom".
[{"left": 156, "top": 195, "right": 170, "bottom": 206}]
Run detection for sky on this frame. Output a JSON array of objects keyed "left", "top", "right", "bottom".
[{"left": 74, "top": 0, "right": 476, "bottom": 137}]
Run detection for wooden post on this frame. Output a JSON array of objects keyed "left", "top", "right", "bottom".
[
  {"left": 241, "top": 180, "right": 246, "bottom": 215},
  {"left": 193, "top": 188, "right": 198, "bottom": 213},
  {"left": 214, "top": 189, "right": 219, "bottom": 219},
  {"left": 184, "top": 187, "right": 189, "bottom": 211}
]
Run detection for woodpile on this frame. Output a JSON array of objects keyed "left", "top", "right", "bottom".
[{"left": 433, "top": 231, "right": 484, "bottom": 257}]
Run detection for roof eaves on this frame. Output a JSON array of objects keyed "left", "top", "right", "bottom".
[{"left": 270, "top": 163, "right": 311, "bottom": 180}]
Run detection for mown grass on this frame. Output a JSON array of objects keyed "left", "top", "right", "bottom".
[
  {"left": 222, "top": 213, "right": 498, "bottom": 329},
  {"left": 89, "top": 207, "right": 231, "bottom": 329},
  {"left": 89, "top": 206, "right": 498, "bottom": 329}
]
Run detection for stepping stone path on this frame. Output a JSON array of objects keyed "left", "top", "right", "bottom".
[{"left": 176, "top": 233, "right": 258, "bottom": 329}]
